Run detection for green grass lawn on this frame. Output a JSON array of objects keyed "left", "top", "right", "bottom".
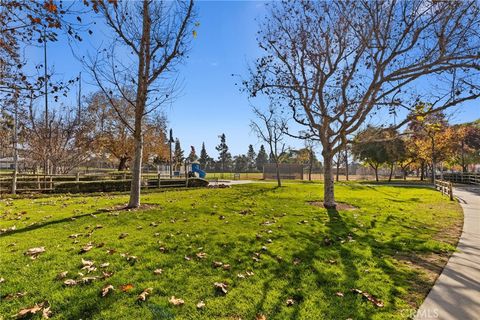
[{"left": 0, "top": 182, "right": 462, "bottom": 319}]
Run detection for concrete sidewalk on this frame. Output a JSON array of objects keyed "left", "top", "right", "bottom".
[{"left": 415, "top": 185, "right": 480, "bottom": 320}]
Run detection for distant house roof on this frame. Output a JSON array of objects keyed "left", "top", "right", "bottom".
[{"left": 0, "top": 157, "right": 24, "bottom": 162}]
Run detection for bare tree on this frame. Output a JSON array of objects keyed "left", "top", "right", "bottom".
[
  {"left": 24, "top": 101, "right": 94, "bottom": 174},
  {"left": 86, "top": 0, "right": 195, "bottom": 208},
  {"left": 251, "top": 105, "right": 286, "bottom": 187},
  {"left": 246, "top": 0, "right": 480, "bottom": 208}
]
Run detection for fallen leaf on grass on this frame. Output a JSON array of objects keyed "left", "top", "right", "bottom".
[
  {"left": 68, "top": 234, "right": 80, "bottom": 239},
  {"left": 335, "top": 292, "right": 344, "bottom": 297},
  {"left": 100, "top": 263, "right": 110, "bottom": 268},
  {"left": 81, "top": 259, "right": 94, "bottom": 267},
  {"left": 119, "top": 233, "right": 129, "bottom": 239},
  {"left": 14, "top": 303, "right": 44, "bottom": 318},
  {"left": 81, "top": 265, "right": 97, "bottom": 273},
  {"left": 101, "top": 284, "right": 114, "bottom": 297},
  {"left": 3, "top": 291, "right": 27, "bottom": 300},
  {"left": 196, "top": 252, "right": 207, "bottom": 259},
  {"left": 293, "top": 258, "right": 301, "bottom": 265},
  {"left": 25, "top": 247, "right": 45, "bottom": 259},
  {"left": 42, "top": 306, "right": 52, "bottom": 319},
  {"left": 154, "top": 269, "right": 163, "bottom": 275},
  {"left": 184, "top": 255, "right": 191, "bottom": 261},
  {"left": 256, "top": 314, "right": 267, "bottom": 320},
  {"left": 81, "top": 276, "right": 98, "bottom": 284},
  {"left": 125, "top": 255, "right": 137, "bottom": 264},
  {"left": 196, "top": 300, "right": 205, "bottom": 309},
  {"left": 102, "top": 271, "right": 114, "bottom": 279},
  {"left": 106, "top": 249, "right": 117, "bottom": 255},
  {"left": 350, "top": 288, "right": 363, "bottom": 295},
  {"left": 350, "top": 288, "right": 384, "bottom": 308},
  {"left": 212, "top": 261, "right": 223, "bottom": 268},
  {"left": 0, "top": 277, "right": 5, "bottom": 283},
  {"left": 169, "top": 296, "right": 184, "bottom": 306},
  {"left": 286, "top": 298, "right": 295, "bottom": 306},
  {"left": 63, "top": 279, "right": 77, "bottom": 287},
  {"left": 137, "top": 288, "right": 153, "bottom": 302},
  {"left": 245, "top": 271, "right": 254, "bottom": 277},
  {"left": 323, "top": 237, "right": 333, "bottom": 246},
  {"left": 214, "top": 282, "right": 228, "bottom": 295},
  {"left": 361, "top": 291, "right": 384, "bottom": 308},
  {"left": 57, "top": 271, "right": 68, "bottom": 280},
  {"left": 222, "top": 264, "right": 231, "bottom": 270},
  {"left": 120, "top": 284, "right": 134, "bottom": 292}
]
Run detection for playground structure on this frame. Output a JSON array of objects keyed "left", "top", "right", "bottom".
[
  {"left": 190, "top": 163, "right": 206, "bottom": 178},
  {"left": 167, "top": 162, "right": 206, "bottom": 179}
]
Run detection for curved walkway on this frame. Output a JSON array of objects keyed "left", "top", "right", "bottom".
[{"left": 416, "top": 185, "right": 480, "bottom": 320}]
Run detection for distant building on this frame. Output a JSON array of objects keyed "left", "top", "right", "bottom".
[{"left": 0, "top": 157, "right": 23, "bottom": 170}]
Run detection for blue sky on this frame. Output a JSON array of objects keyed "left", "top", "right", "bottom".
[{"left": 28, "top": 0, "right": 479, "bottom": 158}]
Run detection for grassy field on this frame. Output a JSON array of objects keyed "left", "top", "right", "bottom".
[{"left": 0, "top": 182, "right": 462, "bottom": 319}]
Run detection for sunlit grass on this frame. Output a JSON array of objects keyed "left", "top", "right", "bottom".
[{"left": 0, "top": 182, "right": 461, "bottom": 319}]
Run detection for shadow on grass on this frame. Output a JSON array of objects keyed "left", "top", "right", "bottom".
[
  {"left": 250, "top": 208, "right": 438, "bottom": 319},
  {"left": 0, "top": 202, "right": 161, "bottom": 239}
]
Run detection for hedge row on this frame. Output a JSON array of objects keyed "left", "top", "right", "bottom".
[
  {"left": 54, "top": 180, "right": 131, "bottom": 193},
  {"left": 53, "top": 178, "right": 209, "bottom": 193}
]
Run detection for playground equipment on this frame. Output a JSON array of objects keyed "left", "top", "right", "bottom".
[{"left": 191, "top": 163, "right": 206, "bottom": 178}]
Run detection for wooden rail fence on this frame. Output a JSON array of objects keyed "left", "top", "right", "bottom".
[
  {"left": 441, "top": 172, "right": 480, "bottom": 185},
  {"left": 0, "top": 172, "right": 193, "bottom": 194},
  {"left": 434, "top": 179, "right": 453, "bottom": 201}
]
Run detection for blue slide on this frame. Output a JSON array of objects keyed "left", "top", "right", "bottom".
[{"left": 191, "top": 163, "right": 206, "bottom": 178}]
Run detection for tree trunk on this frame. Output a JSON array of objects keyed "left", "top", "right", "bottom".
[
  {"left": 388, "top": 163, "right": 394, "bottom": 182},
  {"left": 420, "top": 162, "right": 425, "bottom": 181},
  {"left": 127, "top": 0, "right": 149, "bottom": 208},
  {"left": 308, "top": 148, "right": 313, "bottom": 181},
  {"left": 128, "top": 132, "right": 143, "bottom": 208},
  {"left": 322, "top": 148, "right": 336, "bottom": 209},
  {"left": 275, "top": 160, "right": 281, "bottom": 187},
  {"left": 11, "top": 96, "right": 18, "bottom": 195},
  {"left": 431, "top": 136, "right": 435, "bottom": 184},
  {"left": 461, "top": 141, "right": 467, "bottom": 172},
  {"left": 374, "top": 165, "right": 379, "bottom": 182},
  {"left": 335, "top": 157, "right": 340, "bottom": 182},
  {"left": 344, "top": 148, "right": 349, "bottom": 181},
  {"left": 118, "top": 155, "right": 129, "bottom": 171}
]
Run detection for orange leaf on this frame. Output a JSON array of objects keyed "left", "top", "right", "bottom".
[{"left": 120, "top": 284, "right": 134, "bottom": 292}]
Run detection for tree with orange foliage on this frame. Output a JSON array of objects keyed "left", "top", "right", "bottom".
[{"left": 86, "top": 91, "right": 169, "bottom": 171}]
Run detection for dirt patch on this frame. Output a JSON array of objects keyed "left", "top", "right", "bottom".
[
  {"left": 393, "top": 218, "right": 463, "bottom": 308},
  {"left": 105, "top": 203, "right": 161, "bottom": 212},
  {"left": 433, "top": 218, "right": 464, "bottom": 247},
  {"left": 307, "top": 201, "right": 358, "bottom": 210},
  {"left": 394, "top": 252, "right": 450, "bottom": 308}
]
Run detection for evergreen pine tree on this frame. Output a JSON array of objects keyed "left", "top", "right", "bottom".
[
  {"left": 246, "top": 144, "right": 256, "bottom": 172},
  {"left": 199, "top": 142, "right": 209, "bottom": 168},
  {"left": 173, "top": 138, "right": 184, "bottom": 171},
  {"left": 187, "top": 146, "right": 198, "bottom": 163},
  {"left": 256, "top": 144, "right": 269, "bottom": 171},
  {"left": 216, "top": 133, "right": 231, "bottom": 172}
]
